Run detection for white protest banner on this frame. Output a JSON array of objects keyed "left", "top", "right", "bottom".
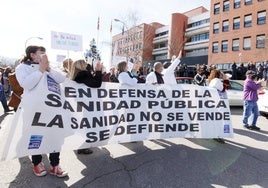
[
  {"left": 0, "top": 75, "right": 233, "bottom": 161},
  {"left": 51, "top": 31, "right": 83, "bottom": 51}
]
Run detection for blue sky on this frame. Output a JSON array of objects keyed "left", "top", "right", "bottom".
[{"left": 0, "top": 0, "right": 210, "bottom": 68}]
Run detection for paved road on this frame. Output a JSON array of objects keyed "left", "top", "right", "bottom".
[{"left": 0, "top": 107, "right": 267, "bottom": 188}]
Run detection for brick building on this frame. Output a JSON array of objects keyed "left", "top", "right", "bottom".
[
  {"left": 112, "top": 7, "right": 209, "bottom": 67},
  {"left": 208, "top": 0, "right": 268, "bottom": 69},
  {"left": 112, "top": 0, "right": 267, "bottom": 70},
  {"left": 111, "top": 22, "right": 163, "bottom": 66}
]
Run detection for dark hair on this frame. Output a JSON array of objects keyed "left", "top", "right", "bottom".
[
  {"left": 163, "top": 62, "right": 171, "bottom": 69},
  {"left": 20, "top": 45, "right": 46, "bottom": 63}
]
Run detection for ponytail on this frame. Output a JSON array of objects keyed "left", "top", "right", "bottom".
[{"left": 20, "top": 45, "right": 46, "bottom": 63}]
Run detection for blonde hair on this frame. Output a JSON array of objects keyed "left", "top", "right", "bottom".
[
  {"left": 207, "top": 69, "right": 221, "bottom": 83},
  {"left": 116, "top": 61, "right": 127, "bottom": 73},
  {"left": 70, "top": 59, "right": 88, "bottom": 80},
  {"left": 62, "top": 58, "right": 73, "bottom": 73}
]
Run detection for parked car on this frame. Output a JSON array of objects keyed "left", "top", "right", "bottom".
[
  {"left": 176, "top": 77, "right": 244, "bottom": 106},
  {"left": 176, "top": 77, "right": 195, "bottom": 84},
  {"left": 257, "top": 88, "right": 268, "bottom": 118},
  {"left": 226, "top": 80, "right": 244, "bottom": 106}
]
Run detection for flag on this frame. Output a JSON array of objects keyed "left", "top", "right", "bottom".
[
  {"left": 122, "top": 26, "right": 124, "bottom": 35},
  {"left": 110, "top": 20, "right": 112, "bottom": 33},
  {"left": 97, "top": 17, "right": 100, "bottom": 30}
]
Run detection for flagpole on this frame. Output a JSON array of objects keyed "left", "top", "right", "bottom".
[
  {"left": 97, "top": 16, "right": 100, "bottom": 48},
  {"left": 110, "top": 20, "right": 113, "bottom": 68}
]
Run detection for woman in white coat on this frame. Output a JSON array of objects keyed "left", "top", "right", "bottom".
[{"left": 15, "top": 45, "right": 67, "bottom": 178}]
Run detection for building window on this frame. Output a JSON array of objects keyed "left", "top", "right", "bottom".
[
  {"left": 234, "top": 0, "right": 241, "bottom": 8},
  {"left": 232, "top": 39, "right": 239, "bottom": 51},
  {"left": 200, "top": 33, "right": 209, "bottom": 40},
  {"left": 256, "top": 34, "right": 265, "bottom": 48},
  {"left": 213, "top": 23, "right": 219, "bottom": 34},
  {"left": 243, "top": 37, "right": 251, "bottom": 50},
  {"left": 214, "top": 3, "right": 220, "bottom": 14},
  {"left": 222, "top": 41, "right": 228, "bottom": 52},
  {"left": 223, "top": 1, "right": 230, "bottom": 12},
  {"left": 245, "top": 0, "right": 252, "bottom": 5},
  {"left": 257, "top": 11, "right": 266, "bottom": 25},
  {"left": 212, "top": 42, "right": 219, "bottom": 53},
  {"left": 188, "top": 18, "right": 210, "bottom": 28},
  {"left": 244, "top": 14, "right": 252, "bottom": 27},
  {"left": 222, "top": 20, "right": 229, "bottom": 32},
  {"left": 233, "top": 17, "right": 240, "bottom": 29},
  {"left": 190, "top": 33, "right": 209, "bottom": 42}
]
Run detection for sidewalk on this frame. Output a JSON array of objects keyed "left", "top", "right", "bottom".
[{"left": 0, "top": 108, "right": 268, "bottom": 188}]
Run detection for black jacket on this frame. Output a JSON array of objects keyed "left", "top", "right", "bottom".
[{"left": 74, "top": 65, "right": 102, "bottom": 88}]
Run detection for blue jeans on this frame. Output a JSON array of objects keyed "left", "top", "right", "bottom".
[
  {"left": 0, "top": 88, "right": 9, "bottom": 111},
  {"left": 242, "top": 101, "right": 259, "bottom": 126}
]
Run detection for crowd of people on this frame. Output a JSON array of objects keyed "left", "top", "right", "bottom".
[{"left": 1, "top": 45, "right": 265, "bottom": 178}]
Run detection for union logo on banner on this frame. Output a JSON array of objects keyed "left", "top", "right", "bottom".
[
  {"left": 28, "top": 135, "right": 43, "bottom": 149},
  {"left": 47, "top": 75, "right": 61, "bottom": 95}
]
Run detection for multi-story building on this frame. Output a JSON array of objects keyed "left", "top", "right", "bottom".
[
  {"left": 184, "top": 8, "right": 210, "bottom": 58},
  {"left": 112, "top": 6, "right": 210, "bottom": 67},
  {"left": 152, "top": 6, "right": 210, "bottom": 65},
  {"left": 112, "top": 22, "right": 163, "bottom": 65},
  {"left": 208, "top": 0, "right": 268, "bottom": 69}
]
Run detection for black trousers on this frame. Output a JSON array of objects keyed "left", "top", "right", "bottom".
[{"left": 32, "top": 152, "right": 60, "bottom": 167}]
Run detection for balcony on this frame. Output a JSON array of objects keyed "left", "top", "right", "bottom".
[
  {"left": 185, "top": 23, "right": 210, "bottom": 37},
  {"left": 153, "top": 35, "right": 169, "bottom": 44},
  {"left": 184, "top": 40, "right": 209, "bottom": 50},
  {"left": 152, "top": 47, "right": 168, "bottom": 55},
  {"left": 186, "top": 50, "right": 208, "bottom": 57}
]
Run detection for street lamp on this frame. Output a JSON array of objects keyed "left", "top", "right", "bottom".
[
  {"left": 114, "top": 18, "right": 128, "bottom": 31},
  {"left": 25, "top": 36, "right": 43, "bottom": 49}
]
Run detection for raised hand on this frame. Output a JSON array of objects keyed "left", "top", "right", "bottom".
[
  {"left": 95, "top": 61, "right": 103, "bottom": 71},
  {"left": 39, "top": 54, "right": 50, "bottom": 72}
]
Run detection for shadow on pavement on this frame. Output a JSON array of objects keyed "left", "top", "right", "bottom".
[
  {"left": 67, "top": 138, "right": 268, "bottom": 188},
  {"left": 9, "top": 155, "right": 69, "bottom": 188},
  {"left": 233, "top": 128, "right": 268, "bottom": 142},
  {"left": 4, "top": 138, "right": 268, "bottom": 188}
]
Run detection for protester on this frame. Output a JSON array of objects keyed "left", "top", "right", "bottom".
[
  {"left": 236, "top": 63, "right": 246, "bottom": 80},
  {"left": 102, "top": 66, "right": 111, "bottom": 82},
  {"left": 15, "top": 45, "right": 68, "bottom": 177},
  {"left": 231, "top": 62, "right": 237, "bottom": 80},
  {"left": 146, "top": 62, "right": 164, "bottom": 84},
  {"left": 207, "top": 69, "right": 230, "bottom": 143},
  {"left": 162, "top": 51, "right": 182, "bottom": 84},
  {"left": 116, "top": 61, "right": 138, "bottom": 86},
  {"left": 69, "top": 59, "right": 103, "bottom": 154},
  {"left": 62, "top": 58, "right": 73, "bottom": 78},
  {"left": 242, "top": 70, "right": 264, "bottom": 130},
  {"left": 0, "top": 67, "right": 12, "bottom": 113},
  {"left": 109, "top": 67, "right": 119, "bottom": 83},
  {"left": 256, "top": 63, "right": 264, "bottom": 80},
  {"left": 194, "top": 66, "right": 207, "bottom": 86},
  {"left": 0, "top": 81, "right": 12, "bottom": 113},
  {"left": 3, "top": 66, "right": 12, "bottom": 99}
]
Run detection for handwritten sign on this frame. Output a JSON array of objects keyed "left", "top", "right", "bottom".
[{"left": 51, "top": 31, "right": 83, "bottom": 51}]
